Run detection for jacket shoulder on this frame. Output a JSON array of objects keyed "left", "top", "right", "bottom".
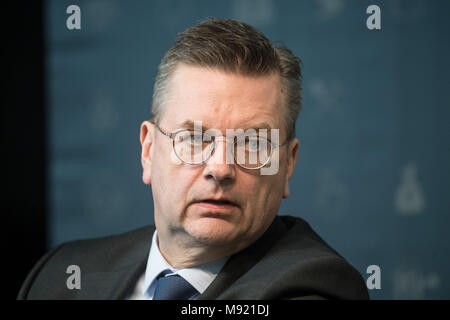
[
  {"left": 18, "top": 225, "right": 155, "bottom": 300},
  {"left": 221, "top": 215, "right": 369, "bottom": 300},
  {"left": 45, "top": 224, "right": 155, "bottom": 269},
  {"left": 275, "top": 216, "right": 369, "bottom": 299}
]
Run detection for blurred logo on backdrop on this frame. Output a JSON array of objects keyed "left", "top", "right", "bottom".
[{"left": 395, "top": 163, "right": 426, "bottom": 216}]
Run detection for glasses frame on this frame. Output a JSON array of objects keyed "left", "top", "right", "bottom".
[{"left": 154, "top": 123, "right": 290, "bottom": 170}]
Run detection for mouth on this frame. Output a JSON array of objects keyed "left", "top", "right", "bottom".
[
  {"left": 192, "top": 198, "right": 239, "bottom": 214},
  {"left": 200, "top": 199, "right": 236, "bottom": 205}
]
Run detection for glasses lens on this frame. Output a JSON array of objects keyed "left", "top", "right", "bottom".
[
  {"left": 174, "top": 131, "right": 213, "bottom": 164},
  {"left": 234, "top": 136, "right": 272, "bottom": 169}
]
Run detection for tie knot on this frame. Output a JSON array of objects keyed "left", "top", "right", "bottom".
[{"left": 153, "top": 273, "right": 198, "bottom": 300}]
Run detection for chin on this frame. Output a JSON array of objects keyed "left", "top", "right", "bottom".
[{"left": 185, "top": 217, "right": 241, "bottom": 246}]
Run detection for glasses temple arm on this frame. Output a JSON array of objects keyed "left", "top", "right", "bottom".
[{"left": 155, "top": 124, "right": 173, "bottom": 138}]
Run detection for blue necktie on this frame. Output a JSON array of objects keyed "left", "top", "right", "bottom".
[{"left": 153, "top": 272, "right": 198, "bottom": 300}]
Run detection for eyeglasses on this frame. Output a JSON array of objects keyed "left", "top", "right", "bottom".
[{"left": 154, "top": 124, "right": 289, "bottom": 170}]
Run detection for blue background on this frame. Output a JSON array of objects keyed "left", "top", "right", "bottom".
[{"left": 46, "top": 0, "right": 450, "bottom": 299}]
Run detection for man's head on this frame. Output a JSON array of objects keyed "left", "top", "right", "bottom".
[{"left": 140, "top": 18, "right": 302, "bottom": 267}]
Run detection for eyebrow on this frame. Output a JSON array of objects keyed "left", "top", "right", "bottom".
[
  {"left": 177, "top": 120, "right": 207, "bottom": 131},
  {"left": 246, "top": 122, "right": 273, "bottom": 131},
  {"left": 176, "top": 120, "right": 275, "bottom": 131}
]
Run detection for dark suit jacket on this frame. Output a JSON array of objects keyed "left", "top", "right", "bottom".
[{"left": 18, "top": 215, "right": 369, "bottom": 299}]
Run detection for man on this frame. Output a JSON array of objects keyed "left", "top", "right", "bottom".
[{"left": 18, "top": 18, "right": 369, "bottom": 300}]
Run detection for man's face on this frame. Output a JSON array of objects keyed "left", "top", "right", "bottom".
[{"left": 141, "top": 64, "right": 298, "bottom": 257}]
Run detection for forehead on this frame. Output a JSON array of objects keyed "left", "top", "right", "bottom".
[{"left": 160, "top": 64, "right": 283, "bottom": 131}]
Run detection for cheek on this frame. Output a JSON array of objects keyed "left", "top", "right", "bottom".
[
  {"left": 157, "top": 163, "right": 202, "bottom": 213},
  {"left": 152, "top": 155, "right": 185, "bottom": 207},
  {"left": 247, "top": 175, "right": 285, "bottom": 214},
  {"left": 240, "top": 177, "right": 272, "bottom": 212}
]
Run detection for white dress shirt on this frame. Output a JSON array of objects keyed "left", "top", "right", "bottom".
[{"left": 128, "top": 230, "right": 228, "bottom": 300}]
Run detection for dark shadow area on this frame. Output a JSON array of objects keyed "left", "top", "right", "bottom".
[{"left": 3, "top": 1, "right": 47, "bottom": 300}]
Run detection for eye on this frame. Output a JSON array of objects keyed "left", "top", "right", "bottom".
[
  {"left": 246, "top": 138, "right": 259, "bottom": 151},
  {"left": 188, "top": 132, "right": 203, "bottom": 145},
  {"left": 187, "top": 133, "right": 202, "bottom": 144}
]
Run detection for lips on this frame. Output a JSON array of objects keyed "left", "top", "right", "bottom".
[
  {"left": 192, "top": 197, "right": 239, "bottom": 212},
  {"left": 199, "top": 199, "right": 237, "bottom": 206}
]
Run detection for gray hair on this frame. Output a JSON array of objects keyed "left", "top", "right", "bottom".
[{"left": 151, "top": 18, "right": 302, "bottom": 141}]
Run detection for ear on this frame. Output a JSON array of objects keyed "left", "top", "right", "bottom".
[
  {"left": 140, "top": 121, "right": 155, "bottom": 185},
  {"left": 283, "top": 138, "right": 299, "bottom": 199}
]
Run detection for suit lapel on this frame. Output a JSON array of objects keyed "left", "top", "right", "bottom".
[
  {"left": 199, "top": 216, "right": 287, "bottom": 300},
  {"left": 107, "top": 260, "right": 147, "bottom": 299},
  {"left": 83, "top": 228, "right": 153, "bottom": 300}
]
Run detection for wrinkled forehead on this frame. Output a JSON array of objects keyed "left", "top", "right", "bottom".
[{"left": 159, "top": 64, "right": 285, "bottom": 134}]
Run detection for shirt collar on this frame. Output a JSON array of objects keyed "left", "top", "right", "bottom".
[{"left": 143, "top": 230, "right": 228, "bottom": 296}]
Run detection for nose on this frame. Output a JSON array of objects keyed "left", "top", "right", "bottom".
[{"left": 202, "top": 137, "right": 236, "bottom": 184}]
